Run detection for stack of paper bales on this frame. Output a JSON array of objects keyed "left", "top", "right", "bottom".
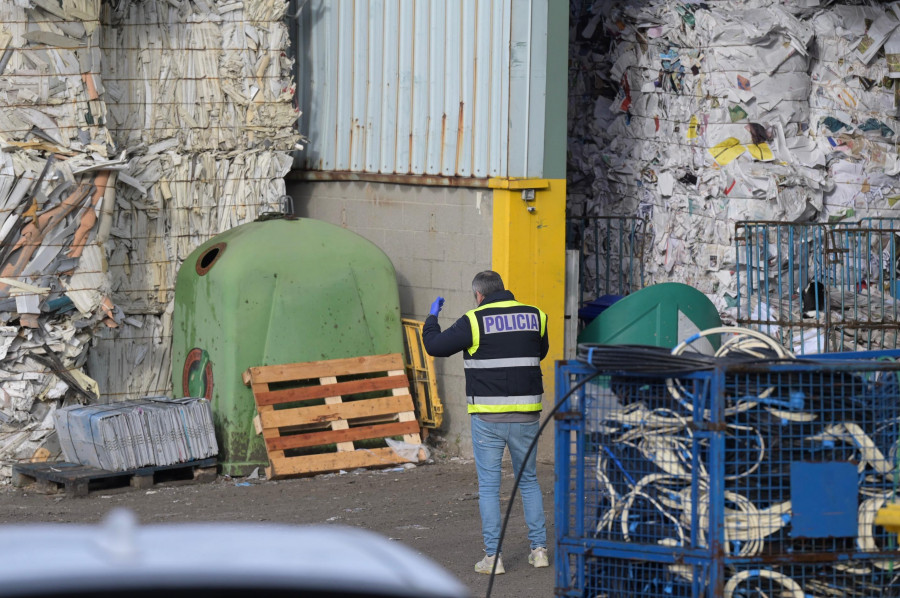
[
  {"left": 0, "top": 0, "right": 299, "bottom": 482},
  {"left": 87, "top": 0, "right": 301, "bottom": 406},
  {"left": 54, "top": 398, "right": 217, "bottom": 472},
  {"left": 568, "top": 1, "right": 900, "bottom": 323}
]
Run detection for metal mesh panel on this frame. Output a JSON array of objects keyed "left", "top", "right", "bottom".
[
  {"left": 723, "top": 561, "right": 900, "bottom": 598},
  {"left": 735, "top": 221, "right": 900, "bottom": 354},
  {"left": 827, "top": 227, "right": 900, "bottom": 352},
  {"left": 556, "top": 357, "right": 900, "bottom": 598},
  {"left": 583, "top": 555, "right": 711, "bottom": 598},
  {"left": 584, "top": 374, "right": 712, "bottom": 550},
  {"left": 571, "top": 216, "right": 648, "bottom": 304},
  {"left": 555, "top": 364, "right": 717, "bottom": 597},
  {"left": 722, "top": 364, "right": 900, "bottom": 558}
]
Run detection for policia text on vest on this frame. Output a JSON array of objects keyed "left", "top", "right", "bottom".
[{"left": 482, "top": 312, "right": 541, "bottom": 334}]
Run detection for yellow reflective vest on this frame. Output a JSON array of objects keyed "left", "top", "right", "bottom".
[{"left": 463, "top": 298, "right": 547, "bottom": 414}]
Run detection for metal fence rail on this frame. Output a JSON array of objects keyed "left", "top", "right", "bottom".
[
  {"left": 569, "top": 216, "right": 648, "bottom": 308},
  {"left": 735, "top": 221, "right": 900, "bottom": 354},
  {"left": 555, "top": 354, "right": 900, "bottom": 598}
]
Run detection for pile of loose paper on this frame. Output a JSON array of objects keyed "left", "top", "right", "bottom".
[
  {"left": 568, "top": 1, "right": 900, "bottom": 319},
  {"left": 0, "top": 0, "right": 299, "bottom": 480},
  {"left": 54, "top": 397, "right": 217, "bottom": 472}
]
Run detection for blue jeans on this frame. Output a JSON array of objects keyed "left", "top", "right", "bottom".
[{"left": 470, "top": 415, "right": 547, "bottom": 555}]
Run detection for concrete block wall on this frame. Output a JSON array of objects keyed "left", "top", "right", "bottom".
[{"left": 287, "top": 180, "right": 493, "bottom": 457}]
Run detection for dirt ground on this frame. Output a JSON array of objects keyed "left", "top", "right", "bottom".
[{"left": 0, "top": 451, "right": 557, "bottom": 598}]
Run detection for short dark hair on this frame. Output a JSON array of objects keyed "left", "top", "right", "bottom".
[{"left": 472, "top": 271, "right": 505, "bottom": 296}]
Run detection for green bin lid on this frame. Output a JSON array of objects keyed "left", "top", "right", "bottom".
[{"left": 577, "top": 282, "right": 722, "bottom": 353}]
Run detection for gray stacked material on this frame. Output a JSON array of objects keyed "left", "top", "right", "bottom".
[{"left": 53, "top": 398, "right": 218, "bottom": 472}]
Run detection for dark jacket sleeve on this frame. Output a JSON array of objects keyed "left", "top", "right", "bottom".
[{"left": 423, "top": 313, "right": 473, "bottom": 357}]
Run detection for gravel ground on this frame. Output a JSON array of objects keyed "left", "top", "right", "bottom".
[{"left": 0, "top": 453, "right": 557, "bottom": 598}]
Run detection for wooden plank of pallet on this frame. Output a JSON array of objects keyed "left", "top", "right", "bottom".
[
  {"left": 321, "top": 376, "right": 354, "bottom": 452},
  {"left": 246, "top": 354, "right": 403, "bottom": 385},
  {"left": 258, "top": 395, "right": 412, "bottom": 429},
  {"left": 254, "top": 373, "right": 409, "bottom": 407},
  {"left": 258, "top": 409, "right": 284, "bottom": 461},
  {"left": 264, "top": 420, "right": 420, "bottom": 452},
  {"left": 245, "top": 372, "right": 285, "bottom": 461},
  {"left": 391, "top": 371, "right": 420, "bottom": 444},
  {"left": 268, "top": 447, "right": 410, "bottom": 478},
  {"left": 398, "top": 410, "right": 420, "bottom": 444}
]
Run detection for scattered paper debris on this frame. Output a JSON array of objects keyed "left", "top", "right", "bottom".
[{"left": 0, "top": 0, "right": 301, "bottom": 481}]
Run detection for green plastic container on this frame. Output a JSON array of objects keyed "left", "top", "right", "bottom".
[
  {"left": 172, "top": 216, "right": 404, "bottom": 475},
  {"left": 577, "top": 282, "right": 722, "bottom": 352}
]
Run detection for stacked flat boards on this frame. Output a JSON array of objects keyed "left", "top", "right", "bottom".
[{"left": 54, "top": 397, "right": 218, "bottom": 472}]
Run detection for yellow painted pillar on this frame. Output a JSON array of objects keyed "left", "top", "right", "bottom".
[{"left": 488, "top": 177, "right": 566, "bottom": 406}]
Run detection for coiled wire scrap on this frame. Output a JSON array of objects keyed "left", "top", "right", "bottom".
[{"left": 574, "top": 328, "right": 900, "bottom": 598}]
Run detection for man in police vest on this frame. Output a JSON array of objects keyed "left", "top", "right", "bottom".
[{"left": 423, "top": 270, "right": 549, "bottom": 575}]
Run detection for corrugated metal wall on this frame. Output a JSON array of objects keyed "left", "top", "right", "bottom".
[{"left": 293, "top": 0, "right": 548, "bottom": 179}]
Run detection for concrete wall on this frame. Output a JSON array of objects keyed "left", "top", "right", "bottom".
[{"left": 287, "top": 180, "right": 493, "bottom": 458}]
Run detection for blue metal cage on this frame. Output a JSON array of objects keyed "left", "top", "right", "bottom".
[
  {"left": 735, "top": 221, "right": 900, "bottom": 354},
  {"left": 555, "top": 353, "right": 900, "bottom": 597}
]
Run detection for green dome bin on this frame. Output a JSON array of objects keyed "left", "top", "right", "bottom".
[
  {"left": 172, "top": 216, "right": 404, "bottom": 475},
  {"left": 577, "top": 282, "right": 722, "bottom": 353}
]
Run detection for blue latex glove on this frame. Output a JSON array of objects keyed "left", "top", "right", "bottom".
[{"left": 429, "top": 296, "right": 445, "bottom": 317}]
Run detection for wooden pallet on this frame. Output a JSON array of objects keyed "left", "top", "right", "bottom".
[
  {"left": 243, "top": 353, "right": 422, "bottom": 479},
  {"left": 12, "top": 458, "right": 218, "bottom": 498}
]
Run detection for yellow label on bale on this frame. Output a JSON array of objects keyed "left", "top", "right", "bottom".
[
  {"left": 709, "top": 137, "right": 745, "bottom": 166},
  {"left": 687, "top": 115, "right": 699, "bottom": 139},
  {"left": 746, "top": 142, "right": 774, "bottom": 161}
]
